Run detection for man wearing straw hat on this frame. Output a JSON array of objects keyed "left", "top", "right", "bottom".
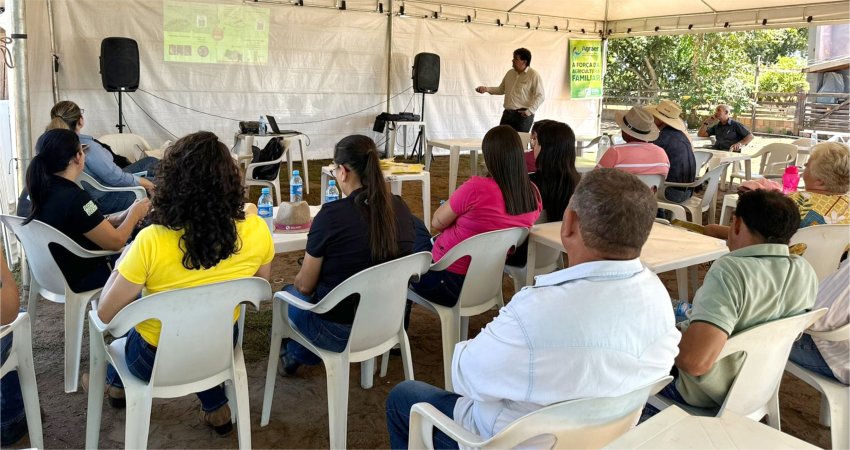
[
  {"left": 646, "top": 100, "right": 696, "bottom": 203},
  {"left": 597, "top": 106, "right": 670, "bottom": 177}
]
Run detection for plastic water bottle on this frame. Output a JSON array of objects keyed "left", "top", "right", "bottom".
[
  {"left": 673, "top": 301, "right": 692, "bottom": 324},
  {"left": 258, "top": 115, "right": 267, "bottom": 136},
  {"left": 290, "top": 170, "right": 303, "bottom": 203},
  {"left": 782, "top": 166, "right": 800, "bottom": 194},
  {"left": 258, "top": 187, "right": 274, "bottom": 232},
  {"left": 325, "top": 180, "right": 340, "bottom": 203}
]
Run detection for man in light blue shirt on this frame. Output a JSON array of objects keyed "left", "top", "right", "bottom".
[{"left": 386, "top": 169, "right": 680, "bottom": 449}]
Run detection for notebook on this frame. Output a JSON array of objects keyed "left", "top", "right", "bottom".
[{"left": 266, "top": 115, "right": 299, "bottom": 135}]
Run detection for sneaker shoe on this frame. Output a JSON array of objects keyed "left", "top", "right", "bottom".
[
  {"left": 277, "top": 349, "right": 301, "bottom": 376},
  {"left": 200, "top": 405, "right": 233, "bottom": 436},
  {"left": 81, "top": 372, "right": 126, "bottom": 409}
]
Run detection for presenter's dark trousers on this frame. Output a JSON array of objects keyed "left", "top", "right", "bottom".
[{"left": 500, "top": 109, "right": 534, "bottom": 133}]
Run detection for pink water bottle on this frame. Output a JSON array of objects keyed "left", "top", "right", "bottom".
[{"left": 782, "top": 166, "right": 800, "bottom": 194}]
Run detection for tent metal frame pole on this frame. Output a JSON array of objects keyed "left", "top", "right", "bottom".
[
  {"left": 9, "top": 0, "right": 33, "bottom": 197},
  {"left": 46, "top": 0, "right": 59, "bottom": 104},
  {"left": 386, "top": 0, "right": 393, "bottom": 114}
]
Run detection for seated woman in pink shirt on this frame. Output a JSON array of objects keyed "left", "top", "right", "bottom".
[{"left": 410, "top": 125, "right": 542, "bottom": 306}]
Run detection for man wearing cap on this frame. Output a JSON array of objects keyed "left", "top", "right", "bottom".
[
  {"left": 597, "top": 106, "right": 670, "bottom": 178},
  {"left": 697, "top": 104, "right": 753, "bottom": 152},
  {"left": 475, "top": 48, "right": 545, "bottom": 133},
  {"left": 647, "top": 100, "right": 696, "bottom": 203}
]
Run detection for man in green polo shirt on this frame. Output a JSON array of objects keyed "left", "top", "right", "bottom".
[{"left": 660, "top": 189, "right": 818, "bottom": 410}]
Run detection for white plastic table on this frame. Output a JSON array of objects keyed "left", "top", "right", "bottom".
[
  {"left": 526, "top": 221, "right": 728, "bottom": 300},
  {"left": 604, "top": 406, "right": 818, "bottom": 449},
  {"left": 319, "top": 165, "right": 431, "bottom": 230},
  {"left": 424, "top": 138, "right": 483, "bottom": 196},
  {"left": 271, "top": 205, "right": 321, "bottom": 254},
  {"left": 387, "top": 121, "right": 426, "bottom": 158}
]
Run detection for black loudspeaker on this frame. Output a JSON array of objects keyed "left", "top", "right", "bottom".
[
  {"left": 413, "top": 52, "right": 440, "bottom": 94},
  {"left": 100, "top": 37, "right": 140, "bottom": 92}
]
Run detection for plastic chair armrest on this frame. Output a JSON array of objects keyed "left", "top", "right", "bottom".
[
  {"left": 246, "top": 158, "right": 285, "bottom": 172},
  {"left": 274, "top": 289, "right": 347, "bottom": 315},
  {"left": 657, "top": 201, "right": 687, "bottom": 221},
  {"left": 87, "top": 310, "right": 109, "bottom": 335},
  {"left": 61, "top": 246, "right": 123, "bottom": 261},
  {"left": 410, "top": 403, "right": 486, "bottom": 448},
  {"left": 806, "top": 323, "right": 850, "bottom": 342},
  {"left": 662, "top": 180, "right": 700, "bottom": 189},
  {"left": 0, "top": 312, "right": 27, "bottom": 338}
]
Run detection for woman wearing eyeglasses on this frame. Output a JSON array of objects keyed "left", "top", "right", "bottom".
[
  {"left": 277, "top": 135, "right": 415, "bottom": 376},
  {"left": 23, "top": 129, "right": 150, "bottom": 293},
  {"left": 46, "top": 100, "right": 159, "bottom": 214}
]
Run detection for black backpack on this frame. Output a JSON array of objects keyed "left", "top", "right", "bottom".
[{"left": 250, "top": 137, "right": 285, "bottom": 181}]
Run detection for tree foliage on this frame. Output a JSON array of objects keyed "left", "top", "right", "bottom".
[{"left": 605, "top": 29, "right": 808, "bottom": 124}]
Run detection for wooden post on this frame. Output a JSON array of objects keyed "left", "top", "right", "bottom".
[
  {"left": 793, "top": 88, "right": 806, "bottom": 136},
  {"left": 751, "top": 56, "right": 760, "bottom": 131}
]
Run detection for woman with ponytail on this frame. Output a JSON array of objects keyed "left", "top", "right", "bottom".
[
  {"left": 277, "top": 135, "right": 415, "bottom": 376},
  {"left": 47, "top": 100, "right": 159, "bottom": 214},
  {"left": 23, "top": 129, "right": 150, "bottom": 293}
]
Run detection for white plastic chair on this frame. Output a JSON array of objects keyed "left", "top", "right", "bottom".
[
  {"left": 636, "top": 174, "right": 689, "bottom": 221},
  {"left": 98, "top": 133, "right": 154, "bottom": 163},
  {"left": 784, "top": 323, "right": 849, "bottom": 450},
  {"left": 0, "top": 214, "right": 121, "bottom": 393},
  {"left": 728, "top": 143, "right": 797, "bottom": 185},
  {"left": 76, "top": 172, "right": 147, "bottom": 200},
  {"left": 503, "top": 244, "right": 561, "bottom": 292},
  {"left": 0, "top": 312, "right": 43, "bottom": 449},
  {"left": 85, "top": 277, "right": 271, "bottom": 450},
  {"left": 260, "top": 252, "right": 432, "bottom": 449},
  {"left": 660, "top": 163, "right": 729, "bottom": 225},
  {"left": 409, "top": 376, "right": 673, "bottom": 449},
  {"left": 408, "top": 227, "right": 529, "bottom": 391},
  {"left": 693, "top": 150, "right": 713, "bottom": 176},
  {"left": 790, "top": 224, "right": 850, "bottom": 281},
  {"left": 649, "top": 309, "right": 827, "bottom": 429}
]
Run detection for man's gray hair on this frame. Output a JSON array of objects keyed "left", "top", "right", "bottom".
[
  {"left": 567, "top": 169, "right": 657, "bottom": 259},
  {"left": 716, "top": 104, "right": 731, "bottom": 114}
]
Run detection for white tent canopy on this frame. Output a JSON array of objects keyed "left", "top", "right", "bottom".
[{"left": 1, "top": 0, "right": 847, "bottom": 182}]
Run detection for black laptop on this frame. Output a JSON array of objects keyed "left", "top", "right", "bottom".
[{"left": 265, "top": 115, "right": 299, "bottom": 135}]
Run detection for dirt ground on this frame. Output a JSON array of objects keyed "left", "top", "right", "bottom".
[{"left": 8, "top": 133, "right": 834, "bottom": 449}]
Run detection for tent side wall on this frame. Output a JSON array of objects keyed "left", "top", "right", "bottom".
[{"left": 22, "top": 0, "right": 600, "bottom": 159}]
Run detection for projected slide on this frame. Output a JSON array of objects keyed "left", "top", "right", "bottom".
[{"left": 164, "top": 1, "right": 269, "bottom": 65}]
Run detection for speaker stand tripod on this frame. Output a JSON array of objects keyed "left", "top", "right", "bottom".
[
  {"left": 411, "top": 93, "right": 428, "bottom": 163},
  {"left": 115, "top": 89, "right": 126, "bottom": 133}
]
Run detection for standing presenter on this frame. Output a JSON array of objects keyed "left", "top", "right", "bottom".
[{"left": 476, "top": 48, "right": 545, "bottom": 133}]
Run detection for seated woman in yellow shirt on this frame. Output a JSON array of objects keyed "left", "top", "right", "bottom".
[{"left": 96, "top": 132, "right": 274, "bottom": 435}]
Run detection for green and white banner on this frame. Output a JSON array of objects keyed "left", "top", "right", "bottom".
[{"left": 569, "top": 39, "right": 603, "bottom": 99}]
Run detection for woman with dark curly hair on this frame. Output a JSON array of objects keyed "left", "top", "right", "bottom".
[{"left": 96, "top": 131, "right": 274, "bottom": 435}]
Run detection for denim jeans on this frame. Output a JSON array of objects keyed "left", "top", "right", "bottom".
[
  {"left": 124, "top": 157, "right": 160, "bottom": 177},
  {"left": 90, "top": 190, "right": 138, "bottom": 215},
  {"left": 409, "top": 217, "right": 466, "bottom": 307},
  {"left": 638, "top": 377, "right": 693, "bottom": 423},
  {"left": 664, "top": 187, "right": 693, "bottom": 204},
  {"left": 105, "top": 326, "right": 237, "bottom": 412},
  {"left": 280, "top": 284, "right": 352, "bottom": 366},
  {"left": 789, "top": 333, "right": 839, "bottom": 381},
  {"left": 0, "top": 334, "right": 25, "bottom": 445},
  {"left": 499, "top": 110, "right": 534, "bottom": 133},
  {"left": 386, "top": 380, "right": 461, "bottom": 450}
]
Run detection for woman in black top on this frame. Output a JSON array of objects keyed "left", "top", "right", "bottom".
[
  {"left": 23, "top": 129, "right": 150, "bottom": 292},
  {"left": 508, "top": 120, "right": 580, "bottom": 266},
  {"left": 279, "top": 135, "right": 414, "bottom": 375}
]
